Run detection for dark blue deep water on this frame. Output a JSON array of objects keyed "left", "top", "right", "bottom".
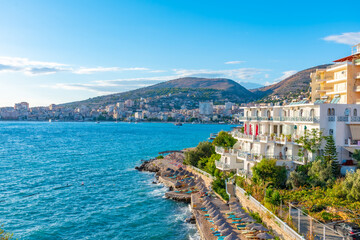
[{"left": 0, "top": 122, "right": 233, "bottom": 240}]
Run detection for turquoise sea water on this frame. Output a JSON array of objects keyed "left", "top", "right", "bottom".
[{"left": 0, "top": 122, "right": 234, "bottom": 240}]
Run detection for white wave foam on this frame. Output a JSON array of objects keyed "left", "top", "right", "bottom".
[{"left": 148, "top": 185, "right": 168, "bottom": 197}]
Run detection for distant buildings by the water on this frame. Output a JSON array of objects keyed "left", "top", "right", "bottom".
[{"left": 0, "top": 100, "right": 243, "bottom": 123}]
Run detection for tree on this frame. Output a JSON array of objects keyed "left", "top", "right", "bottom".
[
  {"left": 184, "top": 141, "right": 214, "bottom": 166},
  {"left": 352, "top": 149, "right": 360, "bottom": 168},
  {"left": 324, "top": 135, "right": 340, "bottom": 178},
  {"left": 308, "top": 157, "right": 335, "bottom": 187},
  {"left": 212, "top": 131, "right": 237, "bottom": 148},
  {"left": 340, "top": 169, "right": 360, "bottom": 201},
  {"left": 295, "top": 128, "right": 324, "bottom": 164},
  {"left": 287, "top": 170, "right": 309, "bottom": 189},
  {"left": 252, "top": 159, "right": 287, "bottom": 188}
]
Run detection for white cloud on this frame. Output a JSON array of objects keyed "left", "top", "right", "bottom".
[
  {"left": 73, "top": 67, "right": 149, "bottom": 74},
  {"left": 0, "top": 56, "right": 67, "bottom": 75},
  {"left": 264, "top": 81, "right": 276, "bottom": 86},
  {"left": 224, "top": 60, "right": 245, "bottom": 65},
  {"left": 172, "top": 68, "right": 267, "bottom": 80},
  {"left": 263, "top": 70, "right": 297, "bottom": 87},
  {"left": 323, "top": 32, "right": 360, "bottom": 45},
  {"left": 276, "top": 70, "right": 297, "bottom": 81},
  {"left": 0, "top": 56, "right": 153, "bottom": 75}
]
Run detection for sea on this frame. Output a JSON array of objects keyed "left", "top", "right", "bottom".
[{"left": 0, "top": 122, "right": 235, "bottom": 240}]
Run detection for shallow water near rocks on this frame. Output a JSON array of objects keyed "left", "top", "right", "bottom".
[{"left": 0, "top": 122, "right": 234, "bottom": 240}]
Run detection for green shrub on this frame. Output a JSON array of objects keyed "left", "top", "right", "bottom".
[
  {"left": 252, "top": 159, "right": 287, "bottom": 188},
  {"left": 212, "top": 131, "right": 237, "bottom": 148}
]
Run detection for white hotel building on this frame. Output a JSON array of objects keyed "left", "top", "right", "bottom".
[{"left": 215, "top": 44, "right": 360, "bottom": 177}]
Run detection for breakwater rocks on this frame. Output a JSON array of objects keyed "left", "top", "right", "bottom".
[
  {"left": 164, "top": 192, "right": 191, "bottom": 203},
  {"left": 135, "top": 159, "right": 160, "bottom": 173}
]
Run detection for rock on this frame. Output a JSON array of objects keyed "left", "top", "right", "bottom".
[
  {"left": 135, "top": 159, "right": 160, "bottom": 172},
  {"left": 165, "top": 192, "right": 191, "bottom": 203}
]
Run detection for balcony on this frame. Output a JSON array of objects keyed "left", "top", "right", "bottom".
[
  {"left": 326, "top": 62, "right": 348, "bottom": 71},
  {"left": 215, "top": 160, "right": 231, "bottom": 171},
  {"left": 237, "top": 169, "right": 252, "bottom": 178},
  {"left": 215, "top": 146, "right": 228, "bottom": 154},
  {"left": 238, "top": 116, "right": 320, "bottom": 123},
  {"left": 282, "top": 116, "right": 320, "bottom": 123}
]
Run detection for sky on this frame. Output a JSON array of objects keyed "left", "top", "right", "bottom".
[{"left": 0, "top": 0, "right": 360, "bottom": 107}]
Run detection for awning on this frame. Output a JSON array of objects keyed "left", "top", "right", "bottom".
[
  {"left": 349, "top": 124, "right": 360, "bottom": 140},
  {"left": 334, "top": 53, "right": 360, "bottom": 62},
  {"left": 344, "top": 147, "right": 360, "bottom": 153}
]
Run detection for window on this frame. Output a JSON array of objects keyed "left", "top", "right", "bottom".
[
  {"left": 331, "top": 108, "right": 335, "bottom": 116},
  {"left": 329, "top": 129, "right": 334, "bottom": 135},
  {"left": 345, "top": 108, "right": 350, "bottom": 116},
  {"left": 328, "top": 108, "right": 331, "bottom": 116},
  {"left": 310, "top": 109, "right": 314, "bottom": 117},
  {"left": 354, "top": 109, "right": 357, "bottom": 117},
  {"left": 299, "top": 109, "right": 303, "bottom": 117}
]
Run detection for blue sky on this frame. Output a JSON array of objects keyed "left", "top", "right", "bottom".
[{"left": 0, "top": 0, "right": 360, "bottom": 107}]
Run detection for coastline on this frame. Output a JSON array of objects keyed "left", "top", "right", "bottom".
[{"left": 136, "top": 152, "right": 250, "bottom": 240}]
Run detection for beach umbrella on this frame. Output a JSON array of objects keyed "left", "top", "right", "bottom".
[
  {"left": 256, "top": 232, "right": 274, "bottom": 239},
  {"left": 188, "top": 182, "right": 196, "bottom": 187},
  {"left": 214, "top": 219, "right": 226, "bottom": 226},
  {"left": 178, "top": 167, "right": 183, "bottom": 171},
  {"left": 174, "top": 182, "right": 182, "bottom": 188},
  {"left": 245, "top": 223, "right": 262, "bottom": 229},
  {"left": 251, "top": 225, "right": 269, "bottom": 232},
  {"left": 202, "top": 196, "right": 210, "bottom": 202},
  {"left": 209, "top": 209, "right": 220, "bottom": 217},
  {"left": 203, "top": 199, "right": 210, "bottom": 205},
  {"left": 223, "top": 232, "right": 239, "bottom": 240},
  {"left": 221, "top": 229, "right": 233, "bottom": 237},
  {"left": 213, "top": 215, "right": 223, "bottom": 222},
  {"left": 219, "top": 222, "right": 231, "bottom": 231},
  {"left": 241, "top": 216, "right": 255, "bottom": 223}
]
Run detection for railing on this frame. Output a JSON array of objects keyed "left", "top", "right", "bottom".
[
  {"left": 236, "top": 169, "right": 252, "bottom": 178},
  {"left": 235, "top": 186, "right": 305, "bottom": 240},
  {"left": 215, "top": 160, "right": 231, "bottom": 170},
  {"left": 337, "top": 116, "right": 349, "bottom": 122},
  {"left": 238, "top": 116, "right": 320, "bottom": 123},
  {"left": 328, "top": 116, "right": 335, "bottom": 122},
  {"left": 188, "top": 165, "right": 214, "bottom": 180},
  {"left": 351, "top": 116, "right": 360, "bottom": 122},
  {"left": 326, "top": 62, "right": 348, "bottom": 70},
  {"left": 215, "top": 146, "right": 228, "bottom": 154},
  {"left": 283, "top": 116, "right": 320, "bottom": 123}
]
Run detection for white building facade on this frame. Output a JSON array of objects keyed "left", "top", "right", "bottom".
[{"left": 216, "top": 102, "right": 360, "bottom": 177}]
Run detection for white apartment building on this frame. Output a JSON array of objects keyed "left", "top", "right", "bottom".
[
  {"left": 215, "top": 44, "right": 360, "bottom": 177},
  {"left": 216, "top": 102, "right": 360, "bottom": 177}
]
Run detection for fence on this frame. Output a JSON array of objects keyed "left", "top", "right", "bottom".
[
  {"left": 187, "top": 165, "right": 214, "bottom": 180},
  {"left": 286, "top": 204, "right": 347, "bottom": 240},
  {"left": 236, "top": 186, "right": 305, "bottom": 240}
]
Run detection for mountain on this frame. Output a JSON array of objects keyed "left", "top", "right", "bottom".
[
  {"left": 251, "top": 64, "right": 330, "bottom": 97},
  {"left": 62, "top": 77, "right": 257, "bottom": 108}
]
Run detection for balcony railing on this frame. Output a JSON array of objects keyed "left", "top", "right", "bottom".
[
  {"left": 328, "top": 116, "right": 335, "bottom": 122},
  {"left": 337, "top": 116, "right": 349, "bottom": 122},
  {"left": 215, "top": 160, "right": 231, "bottom": 170},
  {"left": 238, "top": 116, "right": 320, "bottom": 123}
]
